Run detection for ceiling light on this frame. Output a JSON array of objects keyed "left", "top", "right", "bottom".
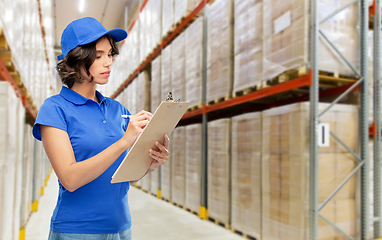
[{"left": 79, "top": 0, "right": 85, "bottom": 13}]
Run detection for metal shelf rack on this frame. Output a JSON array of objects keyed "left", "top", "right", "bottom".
[{"left": 111, "top": 0, "right": 372, "bottom": 238}]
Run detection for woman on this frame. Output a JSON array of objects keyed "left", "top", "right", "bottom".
[{"left": 32, "top": 17, "right": 169, "bottom": 240}]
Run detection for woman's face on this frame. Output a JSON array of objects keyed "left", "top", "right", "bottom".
[{"left": 85, "top": 37, "right": 113, "bottom": 85}]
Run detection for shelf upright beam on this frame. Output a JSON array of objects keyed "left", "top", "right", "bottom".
[
  {"left": 373, "top": 0, "right": 382, "bottom": 237},
  {"left": 309, "top": 0, "right": 319, "bottom": 238},
  {"left": 360, "top": 0, "right": 370, "bottom": 238},
  {"left": 200, "top": 0, "right": 209, "bottom": 220}
]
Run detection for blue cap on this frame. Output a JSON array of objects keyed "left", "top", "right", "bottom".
[{"left": 57, "top": 17, "right": 127, "bottom": 61}]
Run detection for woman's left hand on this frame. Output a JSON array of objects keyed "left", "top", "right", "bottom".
[{"left": 148, "top": 134, "right": 170, "bottom": 170}]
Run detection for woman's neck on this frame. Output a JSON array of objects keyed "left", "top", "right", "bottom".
[{"left": 71, "top": 81, "right": 99, "bottom": 103}]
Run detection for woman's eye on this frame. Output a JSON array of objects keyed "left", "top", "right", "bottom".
[{"left": 96, "top": 56, "right": 101, "bottom": 59}]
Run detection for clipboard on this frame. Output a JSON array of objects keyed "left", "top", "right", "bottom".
[{"left": 111, "top": 98, "right": 190, "bottom": 183}]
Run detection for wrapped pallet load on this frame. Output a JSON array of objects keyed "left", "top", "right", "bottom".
[
  {"left": 185, "top": 124, "right": 202, "bottom": 214},
  {"left": 207, "top": 118, "right": 231, "bottom": 227},
  {"left": 0, "top": 82, "right": 25, "bottom": 240},
  {"left": 161, "top": 132, "right": 173, "bottom": 201},
  {"left": 145, "top": 0, "right": 162, "bottom": 56},
  {"left": 162, "top": 0, "right": 175, "bottom": 38},
  {"left": 171, "top": 127, "right": 186, "bottom": 206},
  {"left": 21, "top": 125, "right": 34, "bottom": 230},
  {"left": 185, "top": 16, "right": 204, "bottom": 109},
  {"left": 234, "top": 0, "right": 264, "bottom": 93},
  {"left": 207, "top": 0, "right": 234, "bottom": 103},
  {"left": 151, "top": 56, "right": 162, "bottom": 112},
  {"left": 137, "top": 70, "right": 151, "bottom": 112},
  {"left": 137, "top": 70, "right": 151, "bottom": 192},
  {"left": 231, "top": 112, "right": 262, "bottom": 239},
  {"left": 262, "top": 102, "right": 359, "bottom": 239},
  {"left": 174, "top": 0, "right": 200, "bottom": 25},
  {"left": 263, "top": 0, "right": 359, "bottom": 81},
  {"left": 171, "top": 32, "right": 186, "bottom": 101},
  {"left": 161, "top": 45, "right": 173, "bottom": 101}
]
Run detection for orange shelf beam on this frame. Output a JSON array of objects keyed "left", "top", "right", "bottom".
[
  {"left": 206, "top": 71, "right": 312, "bottom": 114},
  {"left": 180, "top": 71, "right": 312, "bottom": 120},
  {"left": 111, "top": 0, "right": 208, "bottom": 99},
  {"left": 0, "top": 59, "right": 37, "bottom": 119}
]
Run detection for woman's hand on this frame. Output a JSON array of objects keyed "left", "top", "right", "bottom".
[
  {"left": 122, "top": 110, "right": 152, "bottom": 148},
  {"left": 148, "top": 134, "right": 170, "bottom": 170}
]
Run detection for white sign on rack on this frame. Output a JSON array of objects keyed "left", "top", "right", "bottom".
[{"left": 318, "top": 123, "right": 330, "bottom": 147}]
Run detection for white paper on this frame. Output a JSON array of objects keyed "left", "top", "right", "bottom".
[{"left": 274, "top": 11, "right": 291, "bottom": 35}]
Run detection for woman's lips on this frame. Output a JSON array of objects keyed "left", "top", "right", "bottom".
[{"left": 101, "top": 71, "right": 111, "bottom": 77}]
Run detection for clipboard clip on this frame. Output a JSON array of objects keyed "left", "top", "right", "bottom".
[{"left": 166, "top": 92, "right": 180, "bottom": 102}]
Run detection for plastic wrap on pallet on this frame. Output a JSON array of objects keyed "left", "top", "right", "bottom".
[
  {"left": 206, "top": 0, "right": 234, "bottom": 103},
  {"left": 171, "top": 32, "right": 186, "bottom": 101},
  {"left": 207, "top": 118, "right": 231, "bottom": 225},
  {"left": 162, "top": 0, "right": 175, "bottom": 38},
  {"left": 174, "top": 0, "right": 200, "bottom": 26},
  {"left": 263, "top": 0, "right": 359, "bottom": 81},
  {"left": 21, "top": 125, "right": 33, "bottom": 227},
  {"left": 185, "top": 16, "right": 203, "bottom": 108},
  {"left": 234, "top": 0, "right": 263, "bottom": 93},
  {"left": 150, "top": 166, "right": 160, "bottom": 197},
  {"left": 137, "top": 70, "right": 151, "bottom": 112},
  {"left": 139, "top": 8, "right": 148, "bottom": 63},
  {"left": 161, "top": 132, "right": 173, "bottom": 201},
  {"left": 141, "top": 172, "right": 151, "bottom": 192},
  {"left": 185, "top": 124, "right": 202, "bottom": 214},
  {"left": 161, "top": 45, "right": 173, "bottom": 101},
  {"left": 262, "top": 102, "right": 359, "bottom": 240},
  {"left": 231, "top": 112, "right": 262, "bottom": 239},
  {"left": 145, "top": 0, "right": 162, "bottom": 57},
  {"left": 0, "top": 82, "right": 25, "bottom": 240},
  {"left": 151, "top": 56, "right": 162, "bottom": 112},
  {"left": 171, "top": 127, "right": 186, "bottom": 206},
  {"left": 129, "top": 78, "right": 138, "bottom": 115}
]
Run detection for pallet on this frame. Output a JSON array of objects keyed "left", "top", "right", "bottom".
[
  {"left": 230, "top": 229, "right": 257, "bottom": 240},
  {"left": 267, "top": 66, "right": 308, "bottom": 86},
  {"left": 184, "top": 207, "right": 198, "bottom": 216},
  {"left": 233, "top": 86, "right": 255, "bottom": 98},
  {"left": 161, "top": 197, "right": 171, "bottom": 204},
  {"left": 162, "top": 26, "right": 176, "bottom": 40},
  {"left": 208, "top": 217, "right": 230, "bottom": 230},
  {"left": 318, "top": 70, "right": 358, "bottom": 85},
  {"left": 206, "top": 94, "right": 232, "bottom": 106},
  {"left": 187, "top": 103, "right": 203, "bottom": 111}
]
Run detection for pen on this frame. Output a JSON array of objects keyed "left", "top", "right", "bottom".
[{"left": 121, "top": 114, "right": 131, "bottom": 119}]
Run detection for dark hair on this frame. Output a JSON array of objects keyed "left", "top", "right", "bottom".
[{"left": 56, "top": 35, "right": 119, "bottom": 88}]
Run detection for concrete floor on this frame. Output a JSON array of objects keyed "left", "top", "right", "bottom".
[{"left": 25, "top": 173, "right": 244, "bottom": 240}]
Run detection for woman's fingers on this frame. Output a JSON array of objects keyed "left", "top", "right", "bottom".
[{"left": 163, "top": 134, "right": 170, "bottom": 149}]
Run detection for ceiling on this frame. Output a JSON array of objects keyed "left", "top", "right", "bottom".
[{"left": 53, "top": 0, "right": 138, "bottom": 55}]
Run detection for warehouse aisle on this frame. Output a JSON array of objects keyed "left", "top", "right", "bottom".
[{"left": 25, "top": 172, "right": 244, "bottom": 240}]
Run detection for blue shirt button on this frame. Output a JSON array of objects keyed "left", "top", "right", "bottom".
[{"left": 103, "top": 120, "right": 106, "bottom": 124}]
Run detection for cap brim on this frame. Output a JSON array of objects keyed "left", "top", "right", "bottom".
[{"left": 80, "top": 28, "right": 128, "bottom": 46}]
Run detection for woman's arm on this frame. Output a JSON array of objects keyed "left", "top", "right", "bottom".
[{"left": 41, "top": 110, "right": 152, "bottom": 192}]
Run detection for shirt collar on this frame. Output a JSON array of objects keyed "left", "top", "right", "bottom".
[{"left": 60, "top": 86, "right": 107, "bottom": 105}]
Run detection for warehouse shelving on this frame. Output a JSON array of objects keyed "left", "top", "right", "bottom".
[
  {"left": 371, "top": 0, "right": 382, "bottom": 238},
  {"left": 0, "top": 55, "right": 37, "bottom": 120},
  {"left": 109, "top": 0, "right": 373, "bottom": 239},
  {"left": 110, "top": 0, "right": 208, "bottom": 100}
]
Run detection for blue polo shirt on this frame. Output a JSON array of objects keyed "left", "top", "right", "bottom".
[{"left": 33, "top": 86, "right": 131, "bottom": 234}]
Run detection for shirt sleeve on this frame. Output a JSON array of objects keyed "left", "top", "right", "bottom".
[
  {"left": 121, "top": 104, "right": 131, "bottom": 132},
  {"left": 32, "top": 98, "right": 68, "bottom": 141}
]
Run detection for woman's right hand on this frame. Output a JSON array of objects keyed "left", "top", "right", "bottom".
[{"left": 122, "top": 110, "right": 152, "bottom": 148}]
